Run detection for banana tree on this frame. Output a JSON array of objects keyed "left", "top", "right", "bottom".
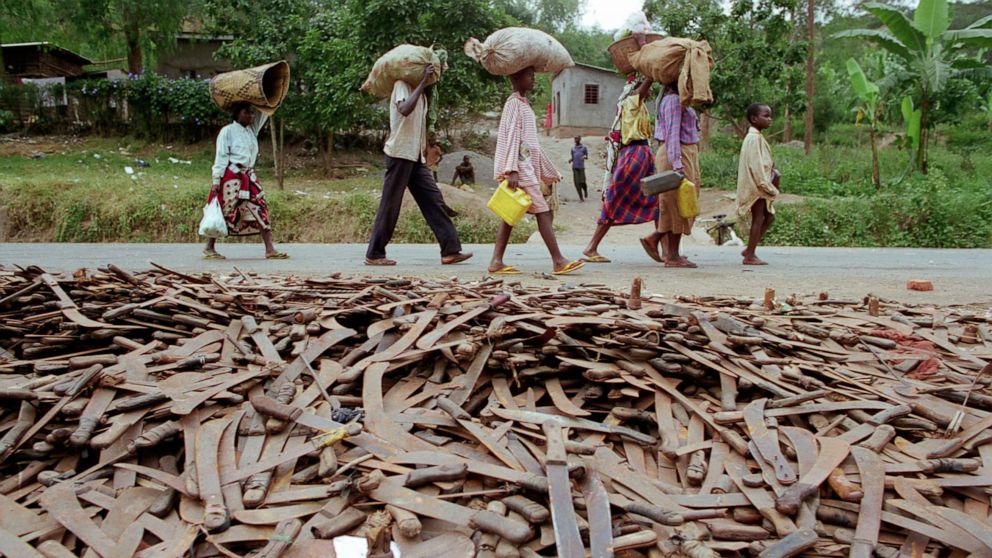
[
  {"left": 847, "top": 58, "right": 883, "bottom": 190},
  {"left": 981, "top": 90, "right": 992, "bottom": 131},
  {"left": 900, "top": 96, "right": 923, "bottom": 166},
  {"left": 833, "top": 0, "right": 992, "bottom": 173}
]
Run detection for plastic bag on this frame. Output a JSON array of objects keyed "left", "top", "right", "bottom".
[
  {"left": 198, "top": 198, "right": 228, "bottom": 238},
  {"left": 614, "top": 11, "right": 651, "bottom": 40}
]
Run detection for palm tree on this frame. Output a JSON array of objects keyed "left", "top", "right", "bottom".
[{"left": 834, "top": 0, "right": 992, "bottom": 173}]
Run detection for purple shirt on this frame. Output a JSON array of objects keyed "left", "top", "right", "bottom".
[{"left": 654, "top": 93, "right": 699, "bottom": 171}]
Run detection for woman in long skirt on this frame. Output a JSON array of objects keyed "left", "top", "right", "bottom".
[
  {"left": 204, "top": 102, "right": 287, "bottom": 260},
  {"left": 582, "top": 73, "right": 659, "bottom": 262},
  {"left": 640, "top": 84, "right": 701, "bottom": 268}
]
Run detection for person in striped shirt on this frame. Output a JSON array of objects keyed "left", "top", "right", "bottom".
[{"left": 488, "top": 66, "right": 584, "bottom": 276}]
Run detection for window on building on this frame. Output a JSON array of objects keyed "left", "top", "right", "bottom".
[{"left": 583, "top": 84, "right": 599, "bottom": 104}]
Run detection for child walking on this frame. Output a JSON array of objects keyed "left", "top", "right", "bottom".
[
  {"left": 737, "top": 103, "right": 780, "bottom": 265},
  {"left": 489, "top": 66, "right": 584, "bottom": 276}
]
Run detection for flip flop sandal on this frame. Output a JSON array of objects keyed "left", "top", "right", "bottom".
[
  {"left": 639, "top": 237, "right": 662, "bottom": 263},
  {"left": 582, "top": 255, "right": 612, "bottom": 263},
  {"left": 552, "top": 260, "right": 585, "bottom": 275},
  {"left": 664, "top": 259, "right": 698, "bottom": 268},
  {"left": 266, "top": 252, "right": 290, "bottom": 260},
  {"left": 365, "top": 258, "right": 397, "bottom": 266},
  {"left": 203, "top": 251, "right": 226, "bottom": 260},
  {"left": 489, "top": 265, "right": 522, "bottom": 275}
]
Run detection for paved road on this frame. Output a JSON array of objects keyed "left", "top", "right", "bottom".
[{"left": 2, "top": 243, "right": 989, "bottom": 306}]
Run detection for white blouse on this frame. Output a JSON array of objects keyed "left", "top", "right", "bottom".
[{"left": 211, "top": 110, "right": 268, "bottom": 185}]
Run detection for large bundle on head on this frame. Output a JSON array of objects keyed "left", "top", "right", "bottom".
[
  {"left": 361, "top": 45, "right": 447, "bottom": 98},
  {"left": 629, "top": 37, "right": 714, "bottom": 107},
  {"left": 464, "top": 27, "right": 573, "bottom": 76},
  {"left": 209, "top": 61, "right": 290, "bottom": 115}
]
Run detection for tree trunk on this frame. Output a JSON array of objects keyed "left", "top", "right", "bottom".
[
  {"left": 700, "top": 112, "right": 711, "bottom": 151},
  {"left": 270, "top": 115, "right": 280, "bottom": 189},
  {"left": 869, "top": 128, "right": 880, "bottom": 190},
  {"left": 323, "top": 131, "right": 334, "bottom": 177},
  {"left": 804, "top": 0, "right": 815, "bottom": 155},
  {"left": 126, "top": 34, "right": 142, "bottom": 74},
  {"left": 783, "top": 105, "right": 793, "bottom": 143},
  {"left": 278, "top": 118, "right": 286, "bottom": 189},
  {"left": 917, "top": 98, "right": 930, "bottom": 174}
]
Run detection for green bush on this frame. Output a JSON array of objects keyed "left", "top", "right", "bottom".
[{"left": 766, "top": 169, "right": 992, "bottom": 248}]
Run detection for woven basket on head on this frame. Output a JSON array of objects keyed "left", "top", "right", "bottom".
[
  {"left": 210, "top": 61, "right": 290, "bottom": 115},
  {"left": 607, "top": 34, "right": 663, "bottom": 75}
]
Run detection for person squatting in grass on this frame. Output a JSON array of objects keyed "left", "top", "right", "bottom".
[
  {"left": 737, "top": 103, "right": 780, "bottom": 265},
  {"left": 364, "top": 63, "right": 473, "bottom": 267},
  {"left": 488, "top": 66, "right": 584, "bottom": 276},
  {"left": 204, "top": 102, "right": 288, "bottom": 260}
]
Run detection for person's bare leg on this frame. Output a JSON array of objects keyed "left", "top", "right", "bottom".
[
  {"left": 261, "top": 230, "right": 278, "bottom": 256},
  {"left": 206, "top": 237, "right": 217, "bottom": 253},
  {"left": 583, "top": 223, "right": 611, "bottom": 259},
  {"left": 488, "top": 222, "right": 513, "bottom": 272},
  {"left": 743, "top": 200, "right": 769, "bottom": 265},
  {"left": 665, "top": 233, "right": 696, "bottom": 268},
  {"left": 536, "top": 212, "right": 570, "bottom": 270}
]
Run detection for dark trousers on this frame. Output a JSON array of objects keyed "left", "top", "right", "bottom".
[
  {"left": 366, "top": 156, "right": 462, "bottom": 259},
  {"left": 573, "top": 168, "right": 587, "bottom": 200}
]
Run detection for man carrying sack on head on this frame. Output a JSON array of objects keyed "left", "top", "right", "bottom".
[{"left": 364, "top": 63, "right": 472, "bottom": 267}]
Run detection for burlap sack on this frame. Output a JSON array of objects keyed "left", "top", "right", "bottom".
[
  {"left": 361, "top": 45, "right": 446, "bottom": 98},
  {"left": 209, "top": 61, "right": 290, "bottom": 115},
  {"left": 629, "top": 38, "right": 714, "bottom": 106},
  {"left": 464, "top": 27, "right": 573, "bottom": 76}
]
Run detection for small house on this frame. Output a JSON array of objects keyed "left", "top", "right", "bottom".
[
  {"left": 550, "top": 63, "right": 627, "bottom": 138},
  {"left": 1, "top": 42, "right": 92, "bottom": 80},
  {"left": 156, "top": 22, "right": 233, "bottom": 79}
]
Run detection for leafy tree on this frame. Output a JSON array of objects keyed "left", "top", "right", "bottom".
[
  {"left": 833, "top": 0, "right": 992, "bottom": 172},
  {"left": 499, "top": 0, "right": 585, "bottom": 32},
  {"left": 58, "top": 0, "right": 202, "bottom": 73}
]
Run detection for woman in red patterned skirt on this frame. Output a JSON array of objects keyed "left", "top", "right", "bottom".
[
  {"left": 581, "top": 69, "right": 659, "bottom": 263},
  {"left": 204, "top": 102, "right": 288, "bottom": 260}
]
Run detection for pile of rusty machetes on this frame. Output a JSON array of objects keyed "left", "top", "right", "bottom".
[{"left": 1, "top": 264, "right": 991, "bottom": 558}]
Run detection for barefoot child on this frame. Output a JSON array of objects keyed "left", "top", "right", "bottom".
[
  {"left": 489, "top": 66, "right": 584, "bottom": 276},
  {"left": 737, "top": 103, "right": 779, "bottom": 265}
]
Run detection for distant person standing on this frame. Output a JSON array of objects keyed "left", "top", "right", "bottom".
[
  {"left": 451, "top": 155, "right": 475, "bottom": 185},
  {"left": 364, "top": 64, "right": 472, "bottom": 266},
  {"left": 204, "top": 102, "right": 287, "bottom": 260},
  {"left": 568, "top": 135, "right": 589, "bottom": 201}
]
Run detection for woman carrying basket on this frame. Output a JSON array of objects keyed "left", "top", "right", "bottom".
[{"left": 203, "top": 102, "right": 287, "bottom": 260}]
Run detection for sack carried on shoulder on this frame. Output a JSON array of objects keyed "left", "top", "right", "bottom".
[
  {"left": 362, "top": 45, "right": 446, "bottom": 98},
  {"left": 465, "top": 27, "right": 573, "bottom": 76}
]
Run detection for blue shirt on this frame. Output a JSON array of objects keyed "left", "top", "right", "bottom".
[{"left": 570, "top": 145, "right": 588, "bottom": 169}]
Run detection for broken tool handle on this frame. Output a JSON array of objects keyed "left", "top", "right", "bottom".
[
  {"left": 827, "top": 468, "right": 863, "bottom": 501},
  {"left": 758, "top": 527, "right": 817, "bottom": 558},
  {"left": 502, "top": 495, "right": 550, "bottom": 524},
  {"left": 470, "top": 510, "right": 534, "bottom": 544},
  {"left": 435, "top": 396, "right": 471, "bottom": 421},
  {"left": 775, "top": 483, "right": 816, "bottom": 515},
  {"left": 0, "top": 388, "right": 39, "bottom": 401},
  {"left": 250, "top": 395, "right": 303, "bottom": 422},
  {"left": 541, "top": 420, "right": 567, "bottom": 465},
  {"left": 404, "top": 463, "right": 468, "bottom": 488},
  {"left": 312, "top": 508, "right": 367, "bottom": 539},
  {"left": 917, "top": 457, "right": 980, "bottom": 473},
  {"left": 386, "top": 505, "right": 422, "bottom": 538},
  {"left": 859, "top": 424, "right": 896, "bottom": 452},
  {"left": 515, "top": 474, "right": 549, "bottom": 494},
  {"left": 624, "top": 502, "right": 684, "bottom": 526},
  {"left": 612, "top": 530, "right": 659, "bottom": 552},
  {"left": 868, "top": 404, "right": 912, "bottom": 426}
]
